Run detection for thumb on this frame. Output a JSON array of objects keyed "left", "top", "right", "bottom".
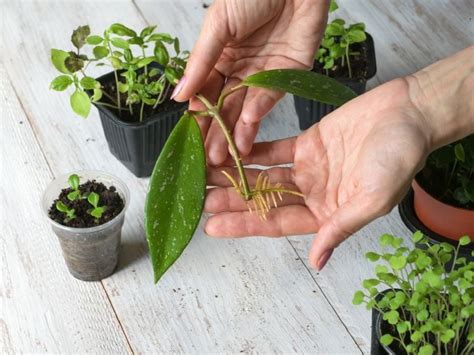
[
  {"left": 173, "top": 4, "right": 230, "bottom": 102},
  {"left": 308, "top": 193, "right": 392, "bottom": 270}
]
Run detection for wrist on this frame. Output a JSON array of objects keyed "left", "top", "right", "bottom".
[{"left": 406, "top": 46, "right": 474, "bottom": 152}]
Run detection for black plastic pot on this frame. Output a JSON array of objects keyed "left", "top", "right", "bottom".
[
  {"left": 94, "top": 70, "right": 187, "bottom": 177},
  {"left": 398, "top": 188, "right": 473, "bottom": 270},
  {"left": 294, "top": 33, "right": 377, "bottom": 130}
]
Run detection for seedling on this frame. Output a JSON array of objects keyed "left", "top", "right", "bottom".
[
  {"left": 67, "top": 174, "right": 82, "bottom": 201},
  {"left": 146, "top": 68, "right": 358, "bottom": 282},
  {"left": 353, "top": 232, "right": 474, "bottom": 354},
  {"left": 421, "top": 135, "right": 474, "bottom": 208},
  {"left": 87, "top": 192, "right": 106, "bottom": 219},
  {"left": 50, "top": 23, "right": 188, "bottom": 122},
  {"left": 55, "top": 201, "right": 76, "bottom": 222},
  {"left": 316, "top": 1, "right": 367, "bottom": 78}
]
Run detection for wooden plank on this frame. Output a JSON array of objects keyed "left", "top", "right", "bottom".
[
  {"left": 0, "top": 65, "right": 131, "bottom": 353},
  {"left": 2, "top": 0, "right": 361, "bottom": 352}
]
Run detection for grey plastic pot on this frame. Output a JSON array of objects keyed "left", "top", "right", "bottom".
[{"left": 41, "top": 171, "right": 130, "bottom": 281}]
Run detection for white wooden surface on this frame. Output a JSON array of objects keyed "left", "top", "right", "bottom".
[{"left": 0, "top": 0, "right": 471, "bottom": 353}]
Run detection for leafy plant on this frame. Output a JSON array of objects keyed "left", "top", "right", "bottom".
[
  {"left": 145, "top": 68, "right": 357, "bottom": 282},
  {"left": 87, "top": 192, "right": 106, "bottom": 219},
  {"left": 67, "top": 174, "right": 82, "bottom": 201},
  {"left": 353, "top": 232, "right": 474, "bottom": 354},
  {"left": 316, "top": 0, "right": 367, "bottom": 78},
  {"left": 50, "top": 23, "right": 188, "bottom": 122},
  {"left": 56, "top": 201, "right": 76, "bottom": 222},
  {"left": 418, "top": 135, "right": 474, "bottom": 208}
]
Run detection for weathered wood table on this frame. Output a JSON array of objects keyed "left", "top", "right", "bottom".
[{"left": 1, "top": 0, "right": 470, "bottom": 353}]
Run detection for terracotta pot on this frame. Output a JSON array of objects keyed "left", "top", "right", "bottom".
[{"left": 412, "top": 180, "right": 474, "bottom": 240}]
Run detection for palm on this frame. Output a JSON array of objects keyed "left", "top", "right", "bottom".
[{"left": 204, "top": 79, "right": 430, "bottom": 268}]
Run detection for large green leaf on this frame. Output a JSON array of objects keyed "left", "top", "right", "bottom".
[
  {"left": 242, "top": 69, "right": 357, "bottom": 106},
  {"left": 145, "top": 112, "right": 206, "bottom": 283}
]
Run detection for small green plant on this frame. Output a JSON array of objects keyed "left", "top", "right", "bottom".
[
  {"left": 353, "top": 232, "right": 473, "bottom": 354},
  {"left": 87, "top": 192, "right": 106, "bottom": 219},
  {"left": 50, "top": 23, "right": 188, "bottom": 122},
  {"left": 67, "top": 174, "right": 82, "bottom": 201},
  {"left": 316, "top": 0, "right": 367, "bottom": 78},
  {"left": 418, "top": 135, "right": 474, "bottom": 208},
  {"left": 55, "top": 201, "right": 76, "bottom": 222}
]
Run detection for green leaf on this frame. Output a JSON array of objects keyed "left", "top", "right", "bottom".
[
  {"left": 365, "top": 252, "right": 380, "bottom": 262},
  {"left": 70, "top": 90, "right": 91, "bottom": 118},
  {"left": 87, "top": 192, "right": 100, "bottom": 208},
  {"left": 90, "top": 207, "right": 105, "bottom": 219},
  {"left": 71, "top": 25, "right": 90, "bottom": 49},
  {"left": 242, "top": 69, "right": 356, "bottom": 106},
  {"left": 109, "top": 57, "right": 123, "bottom": 69},
  {"left": 110, "top": 37, "right": 130, "bottom": 49},
  {"left": 68, "top": 174, "right": 80, "bottom": 190},
  {"left": 164, "top": 67, "right": 179, "bottom": 84},
  {"left": 459, "top": 235, "right": 471, "bottom": 246},
  {"left": 67, "top": 190, "right": 80, "bottom": 201},
  {"left": 145, "top": 112, "right": 206, "bottom": 283},
  {"left": 329, "top": 0, "right": 338, "bottom": 12},
  {"left": 380, "top": 233, "right": 394, "bottom": 247},
  {"left": 128, "top": 36, "right": 144, "bottom": 46},
  {"left": 380, "top": 334, "right": 393, "bottom": 346},
  {"left": 413, "top": 230, "right": 424, "bottom": 243},
  {"left": 440, "top": 329, "right": 455, "bottom": 344},
  {"left": 80, "top": 77, "right": 99, "bottom": 90},
  {"left": 419, "top": 344, "right": 434, "bottom": 355},
  {"left": 326, "top": 22, "right": 344, "bottom": 36},
  {"left": 352, "top": 290, "right": 365, "bottom": 305},
  {"left": 64, "top": 54, "right": 84, "bottom": 73},
  {"left": 50, "top": 75, "right": 73, "bottom": 91},
  {"left": 140, "top": 25, "right": 157, "bottom": 38},
  {"left": 87, "top": 35, "right": 103, "bottom": 45},
  {"left": 56, "top": 201, "right": 69, "bottom": 212},
  {"left": 154, "top": 41, "right": 169, "bottom": 66},
  {"left": 137, "top": 57, "right": 155, "bottom": 68},
  {"left": 51, "top": 49, "right": 70, "bottom": 74},
  {"left": 454, "top": 143, "right": 465, "bottom": 162},
  {"left": 148, "top": 33, "right": 174, "bottom": 43},
  {"left": 93, "top": 46, "right": 109, "bottom": 59},
  {"left": 174, "top": 37, "right": 180, "bottom": 54},
  {"left": 109, "top": 23, "right": 137, "bottom": 37},
  {"left": 389, "top": 255, "right": 407, "bottom": 270},
  {"left": 346, "top": 29, "right": 366, "bottom": 43},
  {"left": 92, "top": 88, "right": 103, "bottom": 102},
  {"left": 411, "top": 330, "right": 423, "bottom": 342}
]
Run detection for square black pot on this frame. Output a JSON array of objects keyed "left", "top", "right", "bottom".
[
  {"left": 294, "top": 33, "right": 377, "bottom": 130},
  {"left": 93, "top": 69, "right": 187, "bottom": 177}
]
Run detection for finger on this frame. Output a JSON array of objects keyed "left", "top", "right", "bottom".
[
  {"left": 188, "top": 69, "right": 225, "bottom": 138},
  {"left": 205, "top": 205, "right": 319, "bottom": 237},
  {"left": 205, "top": 184, "right": 304, "bottom": 213},
  {"left": 235, "top": 88, "right": 285, "bottom": 155},
  {"left": 173, "top": 4, "right": 230, "bottom": 101},
  {"left": 221, "top": 137, "right": 297, "bottom": 166},
  {"left": 207, "top": 166, "right": 294, "bottom": 187},
  {"left": 308, "top": 192, "right": 393, "bottom": 270},
  {"left": 206, "top": 78, "right": 246, "bottom": 166}
]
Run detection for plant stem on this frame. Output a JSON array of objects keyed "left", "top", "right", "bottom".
[
  {"left": 100, "top": 88, "right": 119, "bottom": 106},
  {"left": 217, "top": 84, "right": 244, "bottom": 111},
  {"left": 95, "top": 102, "right": 127, "bottom": 111},
  {"left": 196, "top": 93, "right": 252, "bottom": 200},
  {"left": 139, "top": 101, "right": 145, "bottom": 123},
  {"left": 346, "top": 45, "right": 352, "bottom": 79}
]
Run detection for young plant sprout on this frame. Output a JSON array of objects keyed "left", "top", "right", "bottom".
[
  {"left": 87, "top": 192, "right": 106, "bottom": 219},
  {"left": 316, "top": 0, "right": 367, "bottom": 78},
  {"left": 50, "top": 23, "right": 188, "bottom": 122},
  {"left": 67, "top": 174, "right": 82, "bottom": 201},
  {"left": 353, "top": 232, "right": 474, "bottom": 354},
  {"left": 55, "top": 201, "right": 76, "bottom": 222}
]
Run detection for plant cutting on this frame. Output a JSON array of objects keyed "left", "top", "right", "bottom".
[
  {"left": 353, "top": 231, "right": 473, "bottom": 355},
  {"left": 50, "top": 23, "right": 189, "bottom": 176},
  {"left": 145, "top": 68, "right": 357, "bottom": 283},
  {"left": 294, "top": 0, "right": 377, "bottom": 129},
  {"left": 42, "top": 171, "right": 129, "bottom": 281},
  {"left": 399, "top": 135, "right": 474, "bottom": 263}
]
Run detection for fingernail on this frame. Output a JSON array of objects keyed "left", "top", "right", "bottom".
[
  {"left": 171, "top": 76, "right": 186, "bottom": 100},
  {"left": 317, "top": 249, "right": 334, "bottom": 271}
]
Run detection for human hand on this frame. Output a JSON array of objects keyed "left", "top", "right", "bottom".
[
  {"left": 172, "top": 0, "right": 329, "bottom": 165},
  {"left": 203, "top": 78, "right": 431, "bottom": 270}
]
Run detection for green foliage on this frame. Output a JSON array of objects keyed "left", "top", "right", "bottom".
[
  {"left": 50, "top": 23, "right": 189, "bottom": 122},
  {"left": 145, "top": 113, "right": 206, "bottom": 283},
  {"left": 242, "top": 69, "right": 356, "bottom": 106},
  {"left": 315, "top": 1, "right": 367, "bottom": 78},
  {"left": 421, "top": 135, "right": 474, "bottom": 208},
  {"left": 55, "top": 201, "right": 76, "bottom": 221},
  {"left": 353, "top": 232, "right": 473, "bottom": 354},
  {"left": 67, "top": 174, "right": 82, "bottom": 201},
  {"left": 87, "top": 192, "right": 106, "bottom": 219}
]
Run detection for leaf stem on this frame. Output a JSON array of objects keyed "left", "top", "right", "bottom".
[
  {"left": 217, "top": 84, "right": 245, "bottom": 111},
  {"left": 139, "top": 101, "right": 145, "bottom": 122},
  {"left": 95, "top": 102, "right": 127, "bottom": 111},
  {"left": 196, "top": 93, "right": 252, "bottom": 200}
]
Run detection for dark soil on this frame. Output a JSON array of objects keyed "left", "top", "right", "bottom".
[
  {"left": 48, "top": 180, "right": 124, "bottom": 228},
  {"left": 313, "top": 41, "right": 370, "bottom": 81},
  {"left": 99, "top": 79, "right": 184, "bottom": 123}
]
